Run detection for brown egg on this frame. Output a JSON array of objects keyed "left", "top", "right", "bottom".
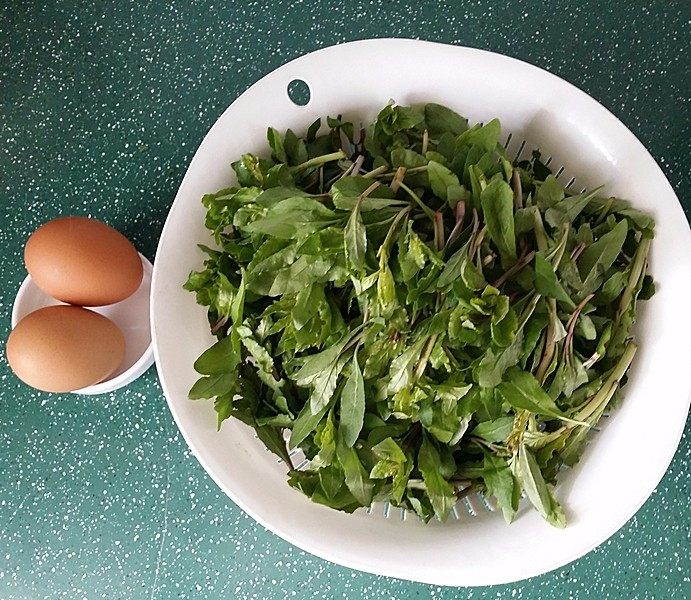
[
  {"left": 25, "top": 216, "right": 143, "bottom": 306},
  {"left": 6, "top": 305, "right": 126, "bottom": 393}
]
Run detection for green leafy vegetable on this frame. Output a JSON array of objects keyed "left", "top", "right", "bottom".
[
  {"left": 339, "top": 351, "right": 366, "bottom": 447},
  {"left": 185, "top": 102, "right": 654, "bottom": 528}
]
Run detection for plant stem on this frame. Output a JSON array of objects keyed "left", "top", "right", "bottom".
[
  {"left": 292, "top": 150, "right": 346, "bottom": 173},
  {"left": 570, "top": 243, "right": 586, "bottom": 262},
  {"left": 546, "top": 223, "right": 570, "bottom": 268},
  {"left": 492, "top": 250, "right": 536, "bottom": 288},
  {"left": 371, "top": 165, "right": 429, "bottom": 179},
  {"left": 414, "top": 334, "right": 438, "bottom": 380},
  {"left": 572, "top": 342, "right": 637, "bottom": 423},
  {"left": 377, "top": 206, "right": 411, "bottom": 259},
  {"left": 398, "top": 181, "right": 437, "bottom": 222},
  {"left": 617, "top": 236, "right": 650, "bottom": 320},
  {"left": 532, "top": 209, "right": 548, "bottom": 252},
  {"left": 456, "top": 483, "right": 484, "bottom": 499},
  {"left": 390, "top": 166, "right": 407, "bottom": 193},
  {"left": 563, "top": 293, "right": 594, "bottom": 363},
  {"left": 512, "top": 169, "right": 523, "bottom": 209},
  {"left": 434, "top": 212, "right": 445, "bottom": 251},
  {"left": 362, "top": 164, "right": 388, "bottom": 178},
  {"left": 358, "top": 181, "right": 382, "bottom": 202},
  {"left": 517, "top": 293, "right": 542, "bottom": 329},
  {"left": 445, "top": 200, "right": 466, "bottom": 250},
  {"left": 535, "top": 298, "right": 557, "bottom": 383}
]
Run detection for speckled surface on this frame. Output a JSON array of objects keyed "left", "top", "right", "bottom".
[{"left": 1, "top": 1, "right": 689, "bottom": 598}]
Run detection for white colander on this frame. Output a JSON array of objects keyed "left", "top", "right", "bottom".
[{"left": 150, "top": 39, "right": 691, "bottom": 586}]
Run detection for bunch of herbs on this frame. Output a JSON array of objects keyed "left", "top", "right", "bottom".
[{"left": 184, "top": 103, "right": 654, "bottom": 526}]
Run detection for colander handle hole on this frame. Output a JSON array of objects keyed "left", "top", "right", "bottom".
[{"left": 287, "top": 79, "right": 311, "bottom": 106}]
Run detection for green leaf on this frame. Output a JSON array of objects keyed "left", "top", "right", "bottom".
[
  {"left": 491, "top": 304, "right": 518, "bottom": 348},
  {"left": 292, "top": 284, "right": 324, "bottom": 331},
  {"left": 289, "top": 399, "right": 331, "bottom": 449},
  {"left": 230, "top": 269, "right": 246, "bottom": 325},
  {"left": 398, "top": 224, "right": 428, "bottom": 281},
  {"left": 307, "top": 353, "right": 350, "bottom": 414},
  {"left": 284, "top": 128, "right": 308, "bottom": 165},
  {"left": 476, "top": 330, "right": 524, "bottom": 387},
  {"left": 331, "top": 176, "right": 397, "bottom": 211},
  {"left": 294, "top": 335, "right": 349, "bottom": 384},
  {"left": 376, "top": 259, "right": 397, "bottom": 315},
  {"left": 238, "top": 327, "right": 274, "bottom": 373},
  {"left": 534, "top": 253, "right": 576, "bottom": 308},
  {"left": 497, "top": 369, "right": 574, "bottom": 422},
  {"left": 482, "top": 454, "right": 519, "bottom": 523},
  {"left": 370, "top": 437, "right": 411, "bottom": 503},
  {"left": 193, "top": 336, "right": 239, "bottom": 375},
  {"left": 480, "top": 178, "right": 517, "bottom": 267},
  {"left": 535, "top": 176, "right": 565, "bottom": 212},
  {"left": 312, "top": 410, "right": 337, "bottom": 467},
  {"left": 339, "top": 352, "right": 366, "bottom": 447},
  {"left": 376, "top": 103, "right": 425, "bottom": 135},
  {"left": 306, "top": 117, "right": 321, "bottom": 141},
  {"left": 424, "top": 103, "right": 468, "bottom": 135},
  {"left": 344, "top": 202, "right": 367, "bottom": 270},
  {"left": 418, "top": 434, "right": 456, "bottom": 521},
  {"left": 437, "top": 242, "right": 470, "bottom": 288},
  {"left": 255, "top": 185, "right": 311, "bottom": 207},
  {"left": 387, "top": 338, "right": 427, "bottom": 394},
  {"left": 512, "top": 445, "right": 566, "bottom": 528},
  {"left": 391, "top": 148, "right": 427, "bottom": 169},
  {"left": 213, "top": 393, "right": 234, "bottom": 429},
  {"left": 267, "top": 127, "right": 288, "bottom": 163},
  {"left": 372, "top": 436, "right": 406, "bottom": 465},
  {"left": 578, "top": 219, "right": 628, "bottom": 282},
  {"left": 241, "top": 197, "right": 338, "bottom": 239},
  {"left": 189, "top": 372, "right": 237, "bottom": 400},
  {"left": 472, "top": 416, "right": 514, "bottom": 443},
  {"left": 457, "top": 118, "right": 501, "bottom": 152},
  {"left": 597, "top": 271, "right": 628, "bottom": 305},
  {"left": 336, "top": 433, "right": 373, "bottom": 505},
  {"left": 270, "top": 255, "right": 334, "bottom": 297},
  {"left": 256, "top": 425, "right": 292, "bottom": 466},
  {"left": 427, "top": 160, "right": 461, "bottom": 202},
  {"left": 545, "top": 188, "right": 600, "bottom": 229}
]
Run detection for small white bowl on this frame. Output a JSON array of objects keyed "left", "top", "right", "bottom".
[{"left": 11, "top": 253, "right": 154, "bottom": 395}]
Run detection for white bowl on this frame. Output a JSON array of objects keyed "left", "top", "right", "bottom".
[
  {"left": 150, "top": 40, "right": 691, "bottom": 586},
  {"left": 11, "top": 253, "right": 154, "bottom": 395}
]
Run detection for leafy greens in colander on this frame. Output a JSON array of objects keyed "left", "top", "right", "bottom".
[{"left": 184, "top": 103, "right": 654, "bottom": 527}]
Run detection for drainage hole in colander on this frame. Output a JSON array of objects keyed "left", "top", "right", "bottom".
[
  {"left": 478, "top": 493, "right": 496, "bottom": 512},
  {"left": 514, "top": 140, "right": 527, "bottom": 161},
  {"left": 287, "top": 79, "right": 311, "bottom": 106},
  {"left": 463, "top": 496, "right": 477, "bottom": 517}
]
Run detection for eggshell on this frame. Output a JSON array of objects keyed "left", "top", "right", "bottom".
[
  {"left": 6, "top": 305, "right": 126, "bottom": 393},
  {"left": 24, "top": 216, "right": 143, "bottom": 306}
]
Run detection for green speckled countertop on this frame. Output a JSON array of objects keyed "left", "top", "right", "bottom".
[{"left": 1, "top": 1, "right": 689, "bottom": 598}]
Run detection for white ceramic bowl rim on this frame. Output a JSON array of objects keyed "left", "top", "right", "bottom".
[{"left": 150, "top": 39, "right": 691, "bottom": 586}]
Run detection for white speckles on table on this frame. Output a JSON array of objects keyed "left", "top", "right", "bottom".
[{"left": 0, "top": 1, "right": 689, "bottom": 599}]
